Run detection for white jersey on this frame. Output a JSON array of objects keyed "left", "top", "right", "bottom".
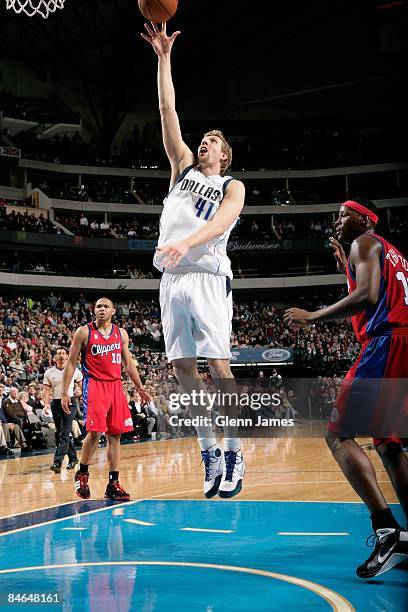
[
  {"left": 43, "top": 366, "right": 82, "bottom": 399},
  {"left": 153, "top": 165, "right": 236, "bottom": 278}
]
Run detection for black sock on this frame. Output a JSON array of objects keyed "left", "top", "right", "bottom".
[
  {"left": 371, "top": 508, "right": 400, "bottom": 532},
  {"left": 79, "top": 463, "right": 89, "bottom": 474},
  {"left": 109, "top": 471, "right": 119, "bottom": 483}
]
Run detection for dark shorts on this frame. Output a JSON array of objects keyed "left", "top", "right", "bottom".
[{"left": 328, "top": 331, "right": 408, "bottom": 445}]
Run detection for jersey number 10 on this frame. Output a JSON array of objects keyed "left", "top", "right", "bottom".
[{"left": 111, "top": 353, "right": 121, "bottom": 364}]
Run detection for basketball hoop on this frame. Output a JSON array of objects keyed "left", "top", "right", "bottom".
[{"left": 6, "top": 0, "right": 65, "bottom": 19}]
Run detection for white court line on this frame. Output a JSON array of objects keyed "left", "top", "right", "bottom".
[
  {"left": 112, "top": 507, "right": 124, "bottom": 516},
  {"left": 181, "top": 527, "right": 233, "bottom": 534},
  {"left": 62, "top": 528, "right": 88, "bottom": 531},
  {"left": 278, "top": 532, "right": 349, "bottom": 536},
  {"left": 123, "top": 518, "right": 156, "bottom": 527}
]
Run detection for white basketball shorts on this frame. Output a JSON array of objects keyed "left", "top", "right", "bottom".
[{"left": 160, "top": 272, "right": 233, "bottom": 362}]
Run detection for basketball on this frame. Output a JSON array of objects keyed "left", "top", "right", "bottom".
[{"left": 138, "top": 0, "right": 178, "bottom": 23}]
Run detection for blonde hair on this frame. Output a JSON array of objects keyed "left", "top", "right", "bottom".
[{"left": 204, "top": 130, "right": 232, "bottom": 175}]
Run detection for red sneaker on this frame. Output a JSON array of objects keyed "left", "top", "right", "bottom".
[
  {"left": 74, "top": 471, "right": 90, "bottom": 499},
  {"left": 104, "top": 481, "right": 130, "bottom": 501}
]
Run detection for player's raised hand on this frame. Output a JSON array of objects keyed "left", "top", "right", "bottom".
[
  {"left": 284, "top": 307, "right": 314, "bottom": 327},
  {"left": 329, "top": 237, "right": 347, "bottom": 273},
  {"left": 141, "top": 21, "right": 180, "bottom": 57}
]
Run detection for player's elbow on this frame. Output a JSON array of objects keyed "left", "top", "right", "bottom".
[
  {"left": 355, "top": 287, "right": 378, "bottom": 307},
  {"left": 363, "top": 287, "right": 379, "bottom": 306}
]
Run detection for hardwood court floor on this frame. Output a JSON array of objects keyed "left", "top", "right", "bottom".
[{"left": 0, "top": 436, "right": 399, "bottom": 518}]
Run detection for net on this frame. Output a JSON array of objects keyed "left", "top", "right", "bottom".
[{"left": 6, "top": 0, "right": 65, "bottom": 19}]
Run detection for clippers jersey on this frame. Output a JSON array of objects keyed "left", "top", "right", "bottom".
[
  {"left": 81, "top": 322, "right": 122, "bottom": 381},
  {"left": 346, "top": 233, "right": 408, "bottom": 343},
  {"left": 153, "top": 165, "right": 237, "bottom": 278}
]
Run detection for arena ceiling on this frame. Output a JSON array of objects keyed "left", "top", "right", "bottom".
[{"left": 0, "top": 0, "right": 407, "bottom": 130}]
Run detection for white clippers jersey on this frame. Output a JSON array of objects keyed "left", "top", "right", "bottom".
[{"left": 153, "top": 165, "right": 237, "bottom": 278}]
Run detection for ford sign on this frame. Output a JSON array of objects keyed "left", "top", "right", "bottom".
[{"left": 261, "top": 349, "right": 292, "bottom": 362}]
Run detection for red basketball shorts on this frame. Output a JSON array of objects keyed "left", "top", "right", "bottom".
[
  {"left": 328, "top": 331, "right": 408, "bottom": 446},
  {"left": 82, "top": 377, "right": 133, "bottom": 435}
]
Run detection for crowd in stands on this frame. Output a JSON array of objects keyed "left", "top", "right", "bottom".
[
  {"left": 38, "top": 179, "right": 139, "bottom": 205},
  {"left": 4, "top": 201, "right": 405, "bottom": 247},
  {"left": 0, "top": 290, "right": 363, "bottom": 457},
  {"left": 231, "top": 216, "right": 335, "bottom": 241},
  {"left": 0, "top": 91, "right": 76, "bottom": 124},
  {"left": 11, "top": 112, "right": 405, "bottom": 171},
  {"left": 55, "top": 213, "right": 159, "bottom": 240},
  {"left": 0, "top": 250, "right": 154, "bottom": 279},
  {"left": 0, "top": 209, "right": 58, "bottom": 234},
  {"left": 0, "top": 291, "right": 358, "bottom": 388},
  {"left": 2, "top": 206, "right": 337, "bottom": 243}
]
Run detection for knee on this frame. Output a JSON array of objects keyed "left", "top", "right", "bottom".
[
  {"left": 325, "top": 432, "right": 341, "bottom": 454},
  {"left": 88, "top": 431, "right": 101, "bottom": 440},
  {"left": 207, "top": 359, "right": 232, "bottom": 378},
  {"left": 375, "top": 440, "right": 402, "bottom": 465},
  {"left": 172, "top": 360, "right": 197, "bottom": 378},
  {"left": 325, "top": 431, "right": 345, "bottom": 455}
]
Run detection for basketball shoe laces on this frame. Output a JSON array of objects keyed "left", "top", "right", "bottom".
[
  {"left": 111, "top": 481, "right": 127, "bottom": 494},
  {"left": 364, "top": 530, "right": 390, "bottom": 563},
  {"left": 201, "top": 450, "right": 220, "bottom": 481},
  {"left": 224, "top": 450, "right": 240, "bottom": 482}
]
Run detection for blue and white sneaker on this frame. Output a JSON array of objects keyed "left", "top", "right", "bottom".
[
  {"left": 218, "top": 450, "right": 245, "bottom": 498},
  {"left": 201, "top": 445, "right": 224, "bottom": 499}
]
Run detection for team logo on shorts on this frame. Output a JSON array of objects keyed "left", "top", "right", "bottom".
[
  {"left": 330, "top": 408, "right": 339, "bottom": 423},
  {"left": 124, "top": 418, "right": 133, "bottom": 427}
]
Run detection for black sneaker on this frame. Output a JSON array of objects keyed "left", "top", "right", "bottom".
[
  {"left": 74, "top": 470, "right": 91, "bottom": 499},
  {"left": 66, "top": 460, "right": 78, "bottom": 470},
  {"left": 104, "top": 481, "right": 130, "bottom": 501},
  {"left": 357, "top": 528, "right": 408, "bottom": 579},
  {"left": 50, "top": 462, "right": 61, "bottom": 473}
]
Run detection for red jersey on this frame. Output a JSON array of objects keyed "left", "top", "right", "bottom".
[
  {"left": 346, "top": 233, "right": 408, "bottom": 343},
  {"left": 81, "top": 322, "right": 123, "bottom": 381}
]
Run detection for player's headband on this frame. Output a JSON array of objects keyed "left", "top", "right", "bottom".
[{"left": 342, "top": 200, "right": 378, "bottom": 224}]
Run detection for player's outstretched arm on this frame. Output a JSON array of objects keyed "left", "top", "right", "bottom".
[
  {"left": 157, "top": 180, "right": 245, "bottom": 267},
  {"left": 284, "top": 234, "right": 382, "bottom": 325},
  {"left": 141, "top": 21, "right": 194, "bottom": 186},
  {"left": 61, "top": 326, "right": 87, "bottom": 414},
  {"left": 120, "top": 328, "right": 152, "bottom": 406}
]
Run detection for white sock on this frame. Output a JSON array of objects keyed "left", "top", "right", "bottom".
[
  {"left": 197, "top": 438, "right": 218, "bottom": 451},
  {"left": 224, "top": 438, "right": 241, "bottom": 452}
]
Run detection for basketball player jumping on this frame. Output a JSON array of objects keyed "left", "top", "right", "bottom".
[
  {"left": 142, "top": 22, "right": 246, "bottom": 498},
  {"left": 284, "top": 198, "right": 408, "bottom": 578},
  {"left": 62, "top": 297, "right": 151, "bottom": 501}
]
